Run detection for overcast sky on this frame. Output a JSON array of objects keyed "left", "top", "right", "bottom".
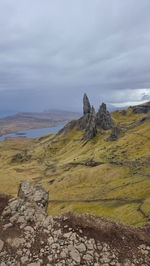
[{"left": 0, "top": 0, "right": 150, "bottom": 112}]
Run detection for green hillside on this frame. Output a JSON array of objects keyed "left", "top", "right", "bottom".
[{"left": 0, "top": 105, "right": 150, "bottom": 226}]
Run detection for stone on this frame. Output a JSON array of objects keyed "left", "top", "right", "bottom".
[
  {"left": 69, "top": 247, "right": 81, "bottom": 264},
  {"left": 83, "top": 93, "right": 91, "bottom": 115},
  {"left": 24, "top": 207, "right": 35, "bottom": 222},
  {"left": 3, "top": 223, "right": 12, "bottom": 230},
  {"left": 7, "top": 237, "right": 25, "bottom": 248},
  {"left": 86, "top": 242, "right": 94, "bottom": 250},
  {"left": 83, "top": 254, "right": 93, "bottom": 262},
  {"left": 48, "top": 237, "right": 54, "bottom": 245},
  {"left": 64, "top": 232, "right": 72, "bottom": 238},
  {"left": 0, "top": 239, "right": 4, "bottom": 252},
  {"left": 1, "top": 262, "right": 6, "bottom": 266},
  {"left": 96, "top": 102, "right": 113, "bottom": 130},
  {"left": 18, "top": 181, "right": 49, "bottom": 211},
  {"left": 48, "top": 255, "right": 53, "bottom": 262},
  {"left": 9, "top": 200, "right": 20, "bottom": 212},
  {"left": 76, "top": 243, "right": 86, "bottom": 253},
  {"left": 17, "top": 216, "right": 26, "bottom": 224},
  {"left": 107, "top": 126, "right": 121, "bottom": 141},
  {"left": 9, "top": 213, "right": 19, "bottom": 223},
  {"left": 24, "top": 226, "right": 34, "bottom": 234},
  {"left": 21, "top": 256, "right": 28, "bottom": 264},
  {"left": 60, "top": 249, "right": 68, "bottom": 258}
]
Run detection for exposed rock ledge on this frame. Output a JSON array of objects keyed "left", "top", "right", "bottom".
[{"left": 0, "top": 182, "right": 150, "bottom": 265}]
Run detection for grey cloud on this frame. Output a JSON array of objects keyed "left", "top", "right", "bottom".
[{"left": 0, "top": 0, "right": 150, "bottom": 111}]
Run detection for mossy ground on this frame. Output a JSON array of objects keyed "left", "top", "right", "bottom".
[{"left": 0, "top": 108, "right": 150, "bottom": 226}]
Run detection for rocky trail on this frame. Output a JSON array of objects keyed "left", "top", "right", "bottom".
[{"left": 0, "top": 182, "right": 150, "bottom": 266}]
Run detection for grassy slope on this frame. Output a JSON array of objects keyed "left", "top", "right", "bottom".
[{"left": 0, "top": 107, "right": 150, "bottom": 226}]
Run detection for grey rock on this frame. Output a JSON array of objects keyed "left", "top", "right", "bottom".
[
  {"left": 76, "top": 243, "right": 86, "bottom": 253},
  {"left": 48, "top": 237, "right": 54, "bottom": 245},
  {"left": 24, "top": 226, "right": 34, "bottom": 234},
  {"left": 18, "top": 181, "right": 49, "bottom": 211},
  {"left": 0, "top": 239, "right": 4, "bottom": 252},
  {"left": 83, "top": 253, "right": 93, "bottom": 262},
  {"left": 1, "top": 262, "right": 6, "bottom": 266},
  {"left": 21, "top": 256, "right": 28, "bottom": 264},
  {"left": 131, "top": 102, "right": 150, "bottom": 114},
  {"left": 24, "top": 207, "right": 35, "bottom": 222},
  {"left": 83, "top": 106, "right": 97, "bottom": 140},
  {"left": 83, "top": 93, "right": 91, "bottom": 115},
  {"left": 3, "top": 223, "right": 12, "bottom": 230},
  {"left": 9, "top": 200, "right": 21, "bottom": 212},
  {"left": 64, "top": 232, "right": 72, "bottom": 238},
  {"left": 69, "top": 247, "right": 81, "bottom": 264},
  {"left": 7, "top": 237, "right": 25, "bottom": 248},
  {"left": 122, "top": 110, "right": 126, "bottom": 115},
  {"left": 60, "top": 249, "right": 68, "bottom": 258},
  {"left": 107, "top": 126, "right": 121, "bottom": 141},
  {"left": 96, "top": 102, "right": 114, "bottom": 130}
]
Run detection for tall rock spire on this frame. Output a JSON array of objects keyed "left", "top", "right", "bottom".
[
  {"left": 83, "top": 93, "right": 91, "bottom": 115},
  {"left": 83, "top": 106, "right": 97, "bottom": 139},
  {"left": 96, "top": 103, "right": 114, "bottom": 130}
]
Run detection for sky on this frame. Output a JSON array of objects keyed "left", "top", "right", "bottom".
[{"left": 0, "top": 0, "right": 150, "bottom": 112}]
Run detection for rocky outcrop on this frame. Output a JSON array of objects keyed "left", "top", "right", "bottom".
[
  {"left": 18, "top": 181, "right": 49, "bottom": 211},
  {"left": 78, "top": 95, "right": 114, "bottom": 140},
  {"left": 107, "top": 126, "right": 121, "bottom": 141},
  {"left": 0, "top": 187, "right": 150, "bottom": 266},
  {"left": 121, "top": 109, "right": 126, "bottom": 115},
  {"left": 96, "top": 103, "right": 114, "bottom": 130},
  {"left": 58, "top": 94, "right": 114, "bottom": 140},
  {"left": 83, "top": 106, "right": 97, "bottom": 139},
  {"left": 131, "top": 102, "right": 150, "bottom": 114},
  {"left": 83, "top": 93, "right": 91, "bottom": 115},
  {"left": 11, "top": 151, "right": 32, "bottom": 163}
]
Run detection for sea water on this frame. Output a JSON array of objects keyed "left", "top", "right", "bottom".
[{"left": 0, "top": 123, "right": 65, "bottom": 141}]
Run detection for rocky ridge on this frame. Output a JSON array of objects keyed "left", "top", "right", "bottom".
[
  {"left": 78, "top": 94, "right": 114, "bottom": 140},
  {"left": 0, "top": 182, "right": 150, "bottom": 265},
  {"left": 131, "top": 102, "right": 150, "bottom": 114}
]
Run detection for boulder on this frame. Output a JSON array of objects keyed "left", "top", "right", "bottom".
[
  {"left": 18, "top": 181, "right": 49, "bottom": 211},
  {"left": 96, "top": 103, "right": 114, "bottom": 130},
  {"left": 107, "top": 126, "right": 121, "bottom": 141}
]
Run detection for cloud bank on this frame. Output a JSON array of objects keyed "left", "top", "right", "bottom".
[{"left": 0, "top": 0, "right": 150, "bottom": 111}]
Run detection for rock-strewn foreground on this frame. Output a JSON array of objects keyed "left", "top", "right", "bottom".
[{"left": 0, "top": 182, "right": 150, "bottom": 266}]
